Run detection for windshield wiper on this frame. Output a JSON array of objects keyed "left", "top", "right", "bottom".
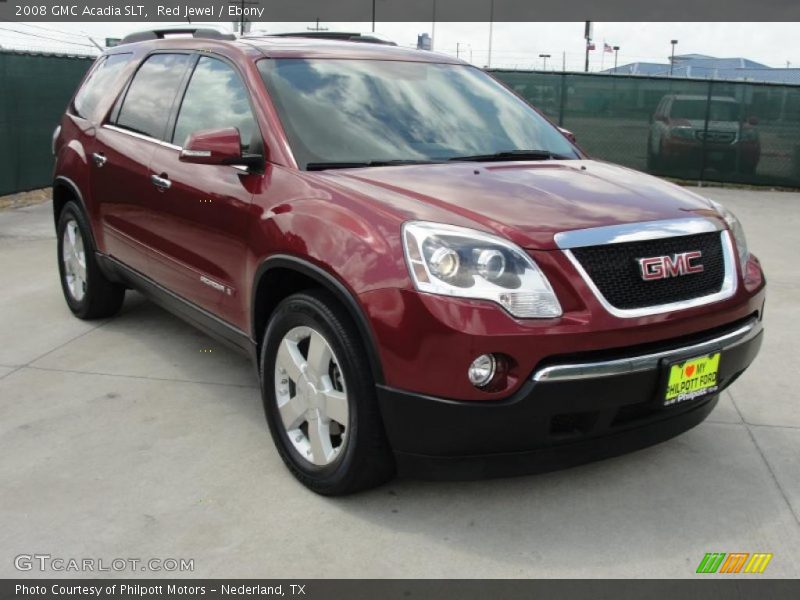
[
  {"left": 448, "top": 149, "right": 572, "bottom": 162},
  {"left": 306, "top": 159, "right": 442, "bottom": 171}
]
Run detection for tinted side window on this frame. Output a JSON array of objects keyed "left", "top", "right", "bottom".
[
  {"left": 73, "top": 53, "right": 131, "bottom": 120},
  {"left": 116, "top": 53, "right": 192, "bottom": 140},
  {"left": 172, "top": 57, "right": 257, "bottom": 151}
]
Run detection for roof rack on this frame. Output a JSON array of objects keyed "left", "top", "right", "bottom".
[
  {"left": 264, "top": 32, "right": 397, "bottom": 46},
  {"left": 120, "top": 28, "right": 236, "bottom": 45}
]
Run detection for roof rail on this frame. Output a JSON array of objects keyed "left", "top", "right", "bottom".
[
  {"left": 120, "top": 28, "right": 236, "bottom": 45},
  {"left": 264, "top": 32, "right": 397, "bottom": 46}
]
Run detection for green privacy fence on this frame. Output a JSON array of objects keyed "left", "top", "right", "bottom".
[
  {"left": 0, "top": 51, "right": 94, "bottom": 196},
  {"left": 491, "top": 70, "right": 800, "bottom": 187},
  {"left": 2, "top": 54, "right": 800, "bottom": 196}
]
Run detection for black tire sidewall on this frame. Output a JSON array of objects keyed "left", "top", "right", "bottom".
[
  {"left": 260, "top": 292, "right": 374, "bottom": 490},
  {"left": 56, "top": 202, "right": 92, "bottom": 317}
]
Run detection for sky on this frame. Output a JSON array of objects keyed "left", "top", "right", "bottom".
[{"left": 1, "top": 21, "right": 798, "bottom": 71}]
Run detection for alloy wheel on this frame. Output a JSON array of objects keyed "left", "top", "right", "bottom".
[
  {"left": 62, "top": 219, "right": 87, "bottom": 302},
  {"left": 274, "top": 326, "right": 349, "bottom": 467}
]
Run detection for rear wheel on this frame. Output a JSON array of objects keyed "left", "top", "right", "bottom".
[
  {"left": 56, "top": 201, "right": 125, "bottom": 319},
  {"left": 260, "top": 289, "right": 395, "bottom": 495}
]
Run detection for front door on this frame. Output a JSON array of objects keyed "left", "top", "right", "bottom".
[{"left": 144, "top": 55, "right": 262, "bottom": 327}]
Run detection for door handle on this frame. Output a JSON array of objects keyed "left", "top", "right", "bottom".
[
  {"left": 92, "top": 152, "right": 107, "bottom": 168},
  {"left": 150, "top": 174, "right": 171, "bottom": 191}
]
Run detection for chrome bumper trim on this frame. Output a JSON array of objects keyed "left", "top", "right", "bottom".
[{"left": 532, "top": 319, "right": 761, "bottom": 383}]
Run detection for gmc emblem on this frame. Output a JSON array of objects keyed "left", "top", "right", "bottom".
[{"left": 638, "top": 251, "right": 704, "bottom": 281}]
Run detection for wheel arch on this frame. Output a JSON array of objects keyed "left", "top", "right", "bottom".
[
  {"left": 52, "top": 176, "right": 96, "bottom": 246},
  {"left": 251, "top": 255, "right": 385, "bottom": 385}
]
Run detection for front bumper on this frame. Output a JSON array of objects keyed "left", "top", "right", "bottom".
[{"left": 377, "top": 318, "right": 763, "bottom": 480}]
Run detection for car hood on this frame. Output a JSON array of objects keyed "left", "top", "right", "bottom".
[{"left": 321, "top": 160, "right": 716, "bottom": 250}]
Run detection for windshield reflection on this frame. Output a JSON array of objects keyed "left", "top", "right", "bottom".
[{"left": 258, "top": 59, "right": 579, "bottom": 169}]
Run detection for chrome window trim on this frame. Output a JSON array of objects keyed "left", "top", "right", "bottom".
[
  {"left": 565, "top": 230, "right": 737, "bottom": 318},
  {"left": 554, "top": 217, "right": 723, "bottom": 250},
  {"left": 533, "top": 318, "right": 760, "bottom": 382},
  {"left": 103, "top": 124, "right": 182, "bottom": 150},
  {"left": 102, "top": 124, "right": 250, "bottom": 172}
]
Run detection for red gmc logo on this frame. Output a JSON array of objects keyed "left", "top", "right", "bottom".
[{"left": 638, "top": 251, "right": 704, "bottom": 280}]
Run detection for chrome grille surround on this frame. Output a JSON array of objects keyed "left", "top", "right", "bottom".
[{"left": 555, "top": 218, "right": 737, "bottom": 318}]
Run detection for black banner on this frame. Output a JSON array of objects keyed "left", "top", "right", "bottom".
[
  {"left": 3, "top": 580, "right": 800, "bottom": 600},
  {"left": 1, "top": 0, "right": 799, "bottom": 22}
]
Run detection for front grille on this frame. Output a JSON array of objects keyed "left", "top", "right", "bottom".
[
  {"left": 571, "top": 232, "right": 725, "bottom": 310},
  {"left": 695, "top": 130, "right": 736, "bottom": 144}
]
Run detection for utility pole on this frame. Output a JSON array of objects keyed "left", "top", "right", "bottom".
[
  {"left": 372, "top": 0, "right": 376, "bottom": 32},
  {"left": 456, "top": 42, "right": 460, "bottom": 59},
  {"left": 562, "top": 50, "right": 566, "bottom": 72},
  {"left": 613, "top": 45, "right": 620, "bottom": 71},
  {"left": 584, "top": 21, "right": 592, "bottom": 72},
  {"left": 670, "top": 39, "right": 678, "bottom": 76},
  {"left": 308, "top": 19, "right": 328, "bottom": 32}
]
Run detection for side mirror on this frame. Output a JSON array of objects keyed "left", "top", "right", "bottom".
[
  {"left": 558, "top": 127, "right": 577, "bottom": 143},
  {"left": 747, "top": 116, "right": 759, "bottom": 126},
  {"left": 179, "top": 127, "right": 264, "bottom": 171}
]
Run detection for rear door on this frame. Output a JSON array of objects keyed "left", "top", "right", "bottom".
[
  {"left": 92, "top": 52, "right": 193, "bottom": 273},
  {"left": 145, "top": 55, "right": 261, "bottom": 326}
]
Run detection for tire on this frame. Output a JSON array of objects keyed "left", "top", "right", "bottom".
[
  {"left": 56, "top": 201, "right": 125, "bottom": 319},
  {"left": 260, "top": 289, "right": 395, "bottom": 495}
]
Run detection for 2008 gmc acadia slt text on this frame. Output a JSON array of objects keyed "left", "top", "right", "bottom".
[{"left": 52, "top": 28, "right": 765, "bottom": 495}]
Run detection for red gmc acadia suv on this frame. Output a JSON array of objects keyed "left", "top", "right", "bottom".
[{"left": 52, "top": 29, "right": 765, "bottom": 495}]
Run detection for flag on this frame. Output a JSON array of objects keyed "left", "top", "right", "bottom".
[
  {"left": 604, "top": 43, "right": 614, "bottom": 53},
  {"left": 587, "top": 42, "right": 595, "bottom": 50}
]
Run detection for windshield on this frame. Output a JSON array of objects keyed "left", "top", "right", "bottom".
[
  {"left": 671, "top": 99, "right": 740, "bottom": 122},
  {"left": 258, "top": 59, "right": 579, "bottom": 169}
]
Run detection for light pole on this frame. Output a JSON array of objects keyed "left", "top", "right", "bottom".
[
  {"left": 487, "top": 0, "right": 495, "bottom": 68},
  {"left": 670, "top": 39, "right": 678, "bottom": 76},
  {"left": 613, "top": 45, "right": 620, "bottom": 71},
  {"left": 539, "top": 53, "right": 551, "bottom": 70},
  {"left": 431, "top": 0, "right": 436, "bottom": 51}
]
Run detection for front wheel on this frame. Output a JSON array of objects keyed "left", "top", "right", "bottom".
[{"left": 260, "top": 289, "right": 395, "bottom": 495}]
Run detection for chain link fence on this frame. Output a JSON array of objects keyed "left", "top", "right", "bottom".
[
  {"left": 0, "top": 50, "right": 94, "bottom": 196},
  {"left": 3, "top": 54, "right": 800, "bottom": 196},
  {"left": 492, "top": 70, "right": 800, "bottom": 187}
]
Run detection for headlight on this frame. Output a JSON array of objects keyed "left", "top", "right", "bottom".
[
  {"left": 402, "top": 221, "right": 562, "bottom": 318},
  {"left": 709, "top": 200, "right": 749, "bottom": 272}
]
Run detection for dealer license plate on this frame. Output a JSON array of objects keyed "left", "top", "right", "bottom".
[{"left": 664, "top": 353, "right": 721, "bottom": 406}]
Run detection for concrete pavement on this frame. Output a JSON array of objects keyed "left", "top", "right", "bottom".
[{"left": 0, "top": 188, "right": 798, "bottom": 578}]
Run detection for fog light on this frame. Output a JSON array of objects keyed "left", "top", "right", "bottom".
[{"left": 468, "top": 354, "right": 496, "bottom": 388}]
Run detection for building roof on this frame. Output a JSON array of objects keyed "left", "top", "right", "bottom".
[{"left": 604, "top": 53, "right": 798, "bottom": 83}]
